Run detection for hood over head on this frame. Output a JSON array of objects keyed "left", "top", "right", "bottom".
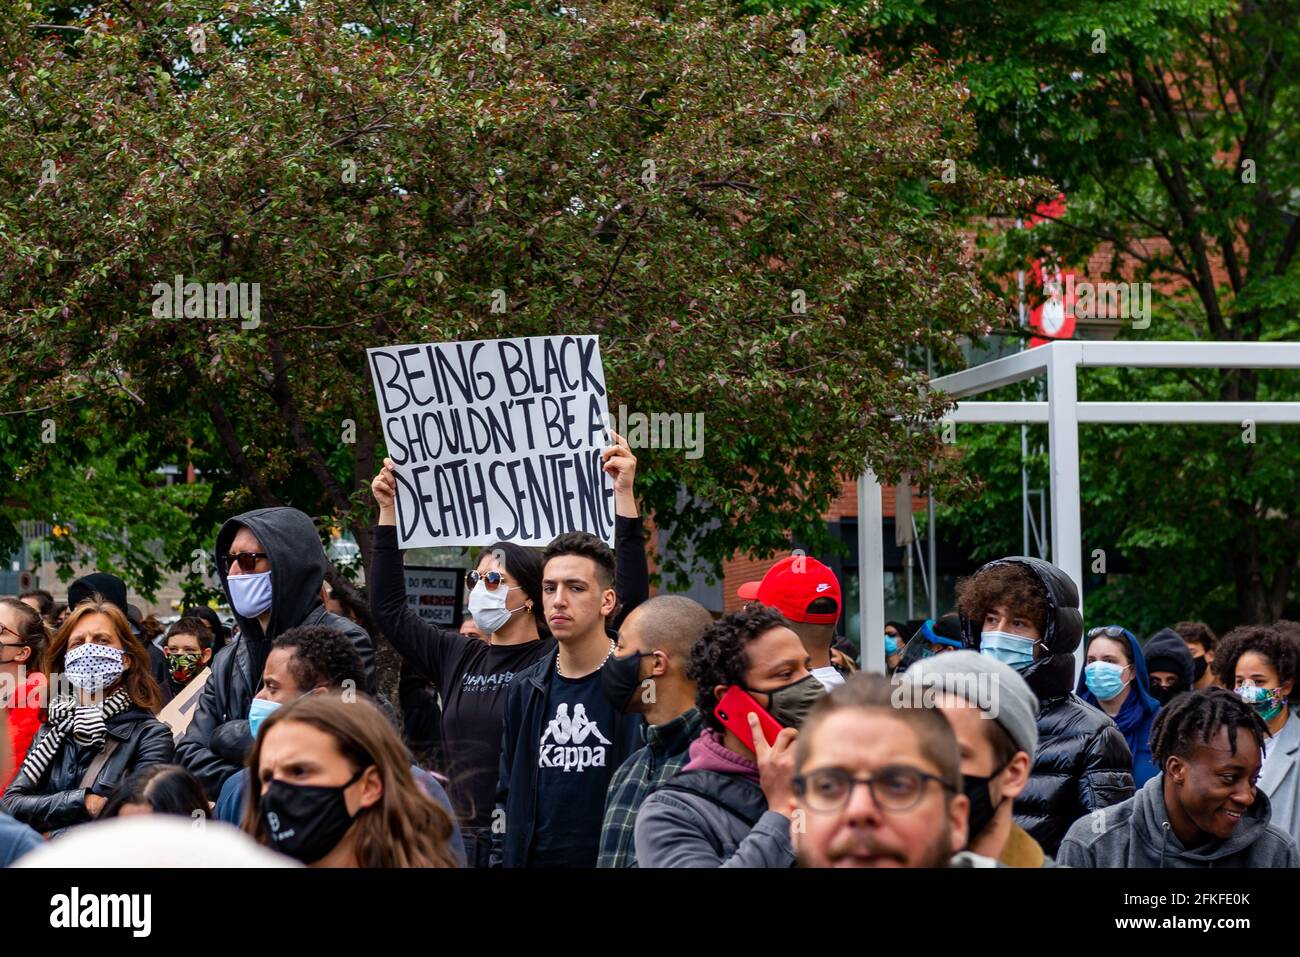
[
  {"left": 959, "top": 556, "right": 1083, "bottom": 701},
  {"left": 214, "top": 507, "right": 328, "bottom": 647},
  {"left": 1144, "top": 628, "right": 1196, "bottom": 690},
  {"left": 1076, "top": 625, "right": 1162, "bottom": 715}
]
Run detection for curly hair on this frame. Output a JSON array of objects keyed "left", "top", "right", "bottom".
[
  {"left": 688, "top": 606, "right": 790, "bottom": 733},
  {"left": 1174, "top": 620, "right": 1218, "bottom": 653},
  {"left": 272, "top": 625, "right": 367, "bottom": 693},
  {"left": 1212, "top": 625, "right": 1299, "bottom": 699},
  {"left": 955, "top": 562, "right": 1049, "bottom": 635},
  {"left": 1150, "top": 687, "right": 1268, "bottom": 770}
]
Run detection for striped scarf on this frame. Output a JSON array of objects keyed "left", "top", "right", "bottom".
[{"left": 17, "top": 688, "right": 134, "bottom": 785}]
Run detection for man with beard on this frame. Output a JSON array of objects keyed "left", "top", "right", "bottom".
[
  {"left": 908, "top": 651, "right": 1050, "bottom": 866},
  {"left": 789, "top": 672, "right": 973, "bottom": 868}
]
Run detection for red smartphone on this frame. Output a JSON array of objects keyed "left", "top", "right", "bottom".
[{"left": 715, "top": 685, "right": 784, "bottom": 751}]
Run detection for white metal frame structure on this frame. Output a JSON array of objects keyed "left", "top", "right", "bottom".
[{"left": 856, "top": 341, "right": 1300, "bottom": 673}]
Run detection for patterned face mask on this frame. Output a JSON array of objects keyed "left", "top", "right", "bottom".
[
  {"left": 1237, "top": 681, "right": 1286, "bottom": 723},
  {"left": 166, "top": 651, "right": 204, "bottom": 684},
  {"left": 64, "top": 643, "right": 125, "bottom": 692}
]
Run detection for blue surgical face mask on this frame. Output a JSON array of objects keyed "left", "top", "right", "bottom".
[
  {"left": 248, "top": 697, "right": 281, "bottom": 739},
  {"left": 979, "top": 630, "right": 1039, "bottom": 670},
  {"left": 884, "top": 634, "right": 900, "bottom": 656},
  {"left": 1084, "top": 660, "right": 1129, "bottom": 701}
]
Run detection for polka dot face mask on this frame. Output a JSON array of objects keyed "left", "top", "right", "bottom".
[{"left": 64, "top": 643, "right": 126, "bottom": 692}]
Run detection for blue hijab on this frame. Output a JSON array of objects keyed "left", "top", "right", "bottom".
[{"left": 1076, "top": 626, "right": 1161, "bottom": 786}]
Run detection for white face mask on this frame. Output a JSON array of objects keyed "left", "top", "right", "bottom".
[
  {"left": 228, "top": 570, "right": 274, "bottom": 619},
  {"left": 468, "top": 580, "right": 526, "bottom": 635},
  {"left": 65, "top": 643, "right": 125, "bottom": 692}
]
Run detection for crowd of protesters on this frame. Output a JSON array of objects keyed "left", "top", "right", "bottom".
[{"left": 2, "top": 434, "right": 1299, "bottom": 869}]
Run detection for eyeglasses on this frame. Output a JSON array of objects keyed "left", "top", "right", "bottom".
[
  {"left": 222, "top": 551, "right": 270, "bottom": 573},
  {"left": 467, "top": 570, "right": 509, "bottom": 590},
  {"left": 0, "top": 622, "right": 26, "bottom": 642},
  {"left": 1087, "top": 625, "right": 1128, "bottom": 640},
  {"left": 793, "top": 765, "right": 955, "bottom": 813}
]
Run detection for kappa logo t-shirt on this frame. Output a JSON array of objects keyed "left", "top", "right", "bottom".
[{"left": 529, "top": 667, "right": 619, "bottom": 867}]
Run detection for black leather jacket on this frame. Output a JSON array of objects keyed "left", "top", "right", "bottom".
[
  {"left": 175, "top": 507, "right": 375, "bottom": 796},
  {"left": 959, "top": 556, "right": 1135, "bottom": 856},
  {"left": 0, "top": 706, "right": 174, "bottom": 832}
]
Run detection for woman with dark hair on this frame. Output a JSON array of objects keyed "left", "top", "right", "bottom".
[
  {"left": 243, "top": 692, "right": 458, "bottom": 867},
  {"left": 1214, "top": 624, "right": 1300, "bottom": 847},
  {"left": 1, "top": 598, "right": 49, "bottom": 795},
  {"left": 367, "top": 433, "right": 648, "bottom": 867},
  {"left": 100, "top": 764, "right": 210, "bottom": 820},
  {"left": 0, "top": 599, "right": 173, "bottom": 833}
]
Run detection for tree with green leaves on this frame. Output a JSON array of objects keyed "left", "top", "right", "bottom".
[
  {"left": 754, "top": 0, "right": 1300, "bottom": 629},
  {"left": 0, "top": 0, "right": 1033, "bottom": 599}
]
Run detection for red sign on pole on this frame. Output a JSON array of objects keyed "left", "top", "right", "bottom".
[{"left": 1025, "top": 195, "right": 1077, "bottom": 348}]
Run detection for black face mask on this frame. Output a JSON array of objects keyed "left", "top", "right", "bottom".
[
  {"left": 962, "top": 758, "right": 1011, "bottom": 842},
  {"left": 259, "top": 767, "right": 366, "bottom": 864},
  {"left": 1192, "top": 656, "right": 1208, "bottom": 682},
  {"left": 600, "top": 651, "right": 652, "bottom": 713},
  {"left": 1149, "top": 681, "right": 1190, "bottom": 702}
]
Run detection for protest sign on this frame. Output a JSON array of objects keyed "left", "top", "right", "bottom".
[
  {"left": 158, "top": 668, "right": 211, "bottom": 742},
  {"left": 368, "top": 335, "right": 616, "bottom": 548},
  {"left": 404, "top": 565, "right": 464, "bottom": 627}
]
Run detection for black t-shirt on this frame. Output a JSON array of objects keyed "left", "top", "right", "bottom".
[
  {"left": 435, "top": 638, "right": 553, "bottom": 824},
  {"left": 369, "top": 518, "right": 648, "bottom": 830},
  {"left": 529, "top": 666, "right": 620, "bottom": 868}
]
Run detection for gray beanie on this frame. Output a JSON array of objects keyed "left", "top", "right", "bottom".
[{"left": 905, "top": 650, "right": 1040, "bottom": 756}]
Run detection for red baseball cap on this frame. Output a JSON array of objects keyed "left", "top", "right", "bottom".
[{"left": 737, "top": 556, "right": 842, "bottom": 625}]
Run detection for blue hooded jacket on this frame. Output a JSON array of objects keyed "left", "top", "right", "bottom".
[{"left": 1076, "top": 627, "right": 1161, "bottom": 787}]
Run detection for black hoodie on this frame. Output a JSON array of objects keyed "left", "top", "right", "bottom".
[
  {"left": 175, "top": 507, "right": 375, "bottom": 795},
  {"left": 959, "top": 556, "right": 1135, "bottom": 856}
]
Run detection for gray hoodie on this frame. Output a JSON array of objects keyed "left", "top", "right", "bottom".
[{"left": 1057, "top": 773, "right": 1299, "bottom": 868}]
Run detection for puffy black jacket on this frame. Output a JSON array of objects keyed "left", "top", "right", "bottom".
[
  {"left": 960, "top": 556, "right": 1135, "bottom": 856},
  {"left": 175, "top": 507, "right": 375, "bottom": 796},
  {"left": 0, "top": 707, "right": 174, "bottom": 832}
]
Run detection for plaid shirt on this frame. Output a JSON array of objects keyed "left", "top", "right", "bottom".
[{"left": 597, "top": 707, "right": 704, "bottom": 868}]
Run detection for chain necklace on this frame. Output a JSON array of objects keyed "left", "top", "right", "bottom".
[{"left": 556, "top": 638, "right": 616, "bottom": 677}]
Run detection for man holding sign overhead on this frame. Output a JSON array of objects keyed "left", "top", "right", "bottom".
[{"left": 366, "top": 334, "right": 648, "bottom": 866}]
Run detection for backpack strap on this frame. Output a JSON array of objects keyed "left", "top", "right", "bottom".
[{"left": 79, "top": 736, "right": 122, "bottom": 791}]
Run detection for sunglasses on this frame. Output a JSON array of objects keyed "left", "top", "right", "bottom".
[
  {"left": 467, "top": 570, "right": 509, "bottom": 590},
  {"left": 1087, "top": 625, "right": 1128, "bottom": 640},
  {"left": 223, "top": 551, "right": 270, "bottom": 573}
]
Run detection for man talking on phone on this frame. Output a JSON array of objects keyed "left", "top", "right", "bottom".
[{"left": 634, "top": 606, "right": 822, "bottom": 867}]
